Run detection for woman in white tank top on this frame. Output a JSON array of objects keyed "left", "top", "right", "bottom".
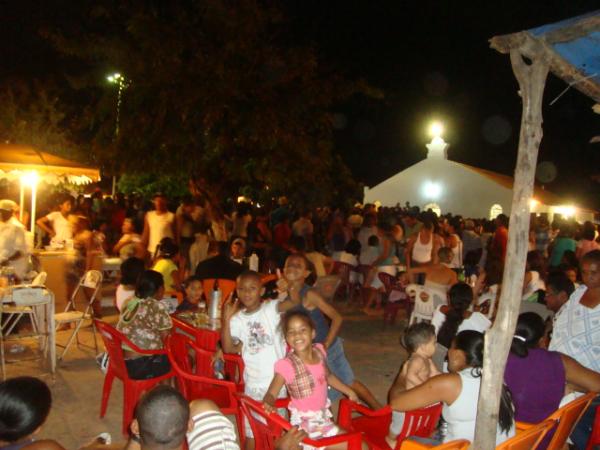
[
  {"left": 389, "top": 330, "right": 515, "bottom": 446},
  {"left": 407, "top": 221, "right": 440, "bottom": 267}
]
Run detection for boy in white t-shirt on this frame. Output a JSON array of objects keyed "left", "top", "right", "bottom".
[{"left": 221, "top": 270, "right": 286, "bottom": 445}]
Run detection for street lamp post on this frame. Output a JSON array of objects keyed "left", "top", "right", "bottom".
[{"left": 107, "top": 72, "right": 128, "bottom": 195}]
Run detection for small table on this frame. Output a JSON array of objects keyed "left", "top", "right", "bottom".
[{"left": 1, "top": 286, "right": 56, "bottom": 375}]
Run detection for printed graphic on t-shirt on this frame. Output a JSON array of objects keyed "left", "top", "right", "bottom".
[{"left": 246, "top": 321, "right": 273, "bottom": 354}]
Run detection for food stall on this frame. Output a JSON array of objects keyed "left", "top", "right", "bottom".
[{"left": 0, "top": 144, "right": 101, "bottom": 310}]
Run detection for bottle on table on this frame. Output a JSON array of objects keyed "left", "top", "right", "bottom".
[{"left": 209, "top": 279, "right": 222, "bottom": 321}]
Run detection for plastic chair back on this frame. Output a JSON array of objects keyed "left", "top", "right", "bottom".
[
  {"left": 338, "top": 399, "right": 442, "bottom": 450},
  {"left": 400, "top": 440, "right": 470, "bottom": 449},
  {"left": 585, "top": 405, "right": 600, "bottom": 450},
  {"left": 95, "top": 320, "right": 132, "bottom": 381},
  {"left": 497, "top": 419, "right": 555, "bottom": 450},
  {"left": 378, "top": 272, "right": 397, "bottom": 296},
  {"left": 333, "top": 261, "right": 352, "bottom": 285},
  {"left": 313, "top": 275, "right": 341, "bottom": 301},
  {"left": 239, "top": 394, "right": 362, "bottom": 450},
  {"left": 166, "top": 334, "right": 233, "bottom": 405},
  {"left": 545, "top": 392, "right": 596, "bottom": 450},
  {"left": 202, "top": 279, "right": 236, "bottom": 304},
  {"left": 171, "top": 316, "right": 220, "bottom": 351},
  {"left": 238, "top": 394, "right": 287, "bottom": 450},
  {"left": 406, "top": 285, "right": 435, "bottom": 325}
]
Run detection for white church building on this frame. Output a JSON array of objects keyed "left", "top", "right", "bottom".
[{"left": 363, "top": 136, "right": 594, "bottom": 222}]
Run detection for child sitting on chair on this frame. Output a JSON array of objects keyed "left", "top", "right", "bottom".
[
  {"left": 176, "top": 276, "right": 204, "bottom": 313},
  {"left": 263, "top": 310, "right": 358, "bottom": 442},
  {"left": 387, "top": 323, "right": 440, "bottom": 448}
]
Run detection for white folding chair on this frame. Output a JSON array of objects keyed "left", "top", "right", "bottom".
[
  {"left": 55, "top": 270, "right": 103, "bottom": 362},
  {"left": 406, "top": 284, "right": 435, "bottom": 325},
  {"left": 1, "top": 287, "right": 55, "bottom": 379}
]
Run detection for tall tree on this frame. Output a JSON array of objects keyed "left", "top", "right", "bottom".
[
  {"left": 47, "top": 0, "right": 381, "bottom": 205},
  {"left": 0, "top": 81, "right": 83, "bottom": 161}
]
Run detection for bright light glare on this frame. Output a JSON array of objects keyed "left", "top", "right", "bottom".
[
  {"left": 21, "top": 171, "right": 39, "bottom": 187},
  {"left": 423, "top": 181, "right": 442, "bottom": 199},
  {"left": 429, "top": 121, "right": 444, "bottom": 138},
  {"left": 529, "top": 198, "right": 539, "bottom": 209},
  {"left": 555, "top": 205, "right": 576, "bottom": 218},
  {"left": 107, "top": 73, "right": 122, "bottom": 83}
]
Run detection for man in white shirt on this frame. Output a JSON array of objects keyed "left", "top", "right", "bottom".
[
  {"left": 142, "top": 192, "right": 176, "bottom": 256},
  {"left": 0, "top": 200, "right": 28, "bottom": 281},
  {"left": 36, "top": 194, "right": 74, "bottom": 244}
]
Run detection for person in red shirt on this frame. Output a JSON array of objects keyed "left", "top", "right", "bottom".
[{"left": 491, "top": 214, "right": 509, "bottom": 262}]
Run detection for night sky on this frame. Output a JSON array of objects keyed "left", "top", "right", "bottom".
[{"left": 2, "top": 1, "right": 600, "bottom": 207}]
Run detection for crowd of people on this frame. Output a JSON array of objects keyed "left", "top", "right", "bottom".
[{"left": 2, "top": 188, "right": 600, "bottom": 449}]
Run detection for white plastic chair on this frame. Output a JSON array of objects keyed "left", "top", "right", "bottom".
[
  {"left": 55, "top": 270, "right": 103, "bottom": 362},
  {"left": 477, "top": 284, "right": 498, "bottom": 319},
  {"left": 1, "top": 287, "right": 55, "bottom": 379},
  {"left": 406, "top": 284, "right": 435, "bottom": 325}
]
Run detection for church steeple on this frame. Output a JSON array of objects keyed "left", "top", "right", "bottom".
[{"left": 425, "top": 121, "right": 449, "bottom": 159}]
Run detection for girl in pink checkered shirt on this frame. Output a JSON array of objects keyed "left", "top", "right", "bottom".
[{"left": 263, "top": 310, "right": 358, "bottom": 444}]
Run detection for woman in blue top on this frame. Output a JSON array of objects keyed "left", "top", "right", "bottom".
[{"left": 278, "top": 253, "right": 382, "bottom": 410}]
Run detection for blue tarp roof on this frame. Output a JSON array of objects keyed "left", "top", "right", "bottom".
[{"left": 491, "top": 10, "right": 600, "bottom": 102}]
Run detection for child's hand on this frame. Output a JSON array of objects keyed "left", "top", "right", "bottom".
[
  {"left": 263, "top": 401, "right": 276, "bottom": 414},
  {"left": 222, "top": 292, "right": 239, "bottom": 321},
  {"left": 212, "top": 348, "right": 224, "bottom": 364},
  {"left": 347, "top": 389, "right": 359, "bottom": 402},
  {"left": 276, "top": 269, "right": 289, "bottom": 294}
]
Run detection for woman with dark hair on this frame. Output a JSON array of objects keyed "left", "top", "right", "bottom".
[
  {"left": 115, "top": 257, "right": 146, "bottom": 311},
  {"left": 0, "top": 377, "right": 63, "bottom": 449},
  {"left": 432, "top": 282, "right": 491, "bottom": 349},
  {"left": 390, "top": 330, "right": 515, "bottom": 445},
  {"left": 151, "top": 237, "right": 180, "bottom": 294},
  {"left": 576, "top": 221, "right": 600, "bottom": 260},
  {"left": 505, "top": 312, "right": 600, "bottom": 449},
  {"left": 117, "top": 270, "right": 172, "bottom": 380}
]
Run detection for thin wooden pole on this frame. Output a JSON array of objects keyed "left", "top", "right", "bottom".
[{"left": 472, "top": 48, "right": 548, "bottom": 449}]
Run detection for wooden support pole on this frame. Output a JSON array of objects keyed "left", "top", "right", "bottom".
[{"left": 472, "top": 47, "right": 548, "bottom": 449}]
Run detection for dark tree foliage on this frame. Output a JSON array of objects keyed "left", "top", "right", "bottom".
[
  {"left": 0, "top": 81, "right": 83, "bottom": 161},
  {"left": 47, "top": 0, "right": 381, "bottom": 206}
]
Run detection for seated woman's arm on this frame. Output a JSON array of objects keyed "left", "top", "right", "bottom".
[
  {"left": 389, "top": 373, "right": 461, "bottom": 412},
  {"left": 561, "top": 353, "right": 600, "bottom": 393}
]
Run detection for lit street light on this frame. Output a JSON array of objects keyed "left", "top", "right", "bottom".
[
  {"left": 107, "top": 72, "right": 128, "bottom": 195},
  {"left": 107, "top": 72, "right": 128, "bottom": 137}
]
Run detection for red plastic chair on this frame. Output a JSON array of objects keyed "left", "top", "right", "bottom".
[
  {"left": 332, "top": 261, "right": 354, "bottom": 301},
  {"left": 586, "top": 405, "right": 600, "bottom": 450},
  {"left": 378, "top": 272, "right": 411, "bottom": 325},
  {"left": 171, "top": 315, "right": 220, "bottom": 351},
  {"left": 167, "top": 332, "right": 244, "bottom": 391},
  {"left": 165, "top": 334, "right": 246, "bottom": 444},
  {"left": 399, "top": 440, "right": 470, "bottom": 449},
  {"left": 95, "top": 320, "right": 175, "bottom": 435},
  {"left": 237, "top": 394, "right": 363, "bottom": 450},
  {"left": 338, "top": 399, "right": 442, "bottom": 450},
  {"left": 202, "top": 278, "right": 237, "bottom": 305}
]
